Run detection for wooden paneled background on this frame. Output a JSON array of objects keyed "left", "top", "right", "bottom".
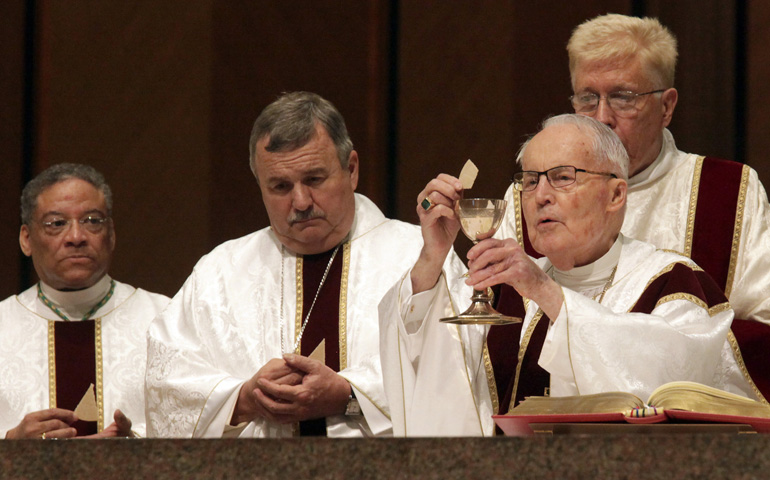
[{"left": 1, "top": 0, "right": 767, "bottom": 299}]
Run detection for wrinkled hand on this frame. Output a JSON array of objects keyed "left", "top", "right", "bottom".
[
  {"left": 5, "top": 408, "right": 78, "bottom": 439},
  {"left": 232, "top": 357, "right": 304, "bottom": 425},
  {"left": 252, "top": 354, "right": 352, "bottom": 424},
  {"left": 85, "top": 409, "right": 133, "bottom": 438},
  {"left": 467, "top": 238, "right": 563, "bottom": 319},
  {"left": 412, "top": 174, "right": 464, "bottom": 293}
]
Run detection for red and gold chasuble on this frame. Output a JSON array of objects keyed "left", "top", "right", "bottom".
[
  {"left": 49, "top": 320, "right": 102, "bottom": 435},
  {"left": 296, "top": 243, "right": 349, "bottom": 436},
  {"left": 489, "top": 158, "right": 770, "bottom": 421}
]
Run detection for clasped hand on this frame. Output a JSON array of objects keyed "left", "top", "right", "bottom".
[{"left": 233, "top": 354, "right": 351, "bottom": 425}]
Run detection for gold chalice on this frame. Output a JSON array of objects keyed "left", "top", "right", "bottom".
[{"left": 440, "top": 198, "right": 521, "bottom": 325}]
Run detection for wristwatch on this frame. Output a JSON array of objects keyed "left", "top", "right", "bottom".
[{"left": 345, "top": 388, "right": 362, "bottom": 416}]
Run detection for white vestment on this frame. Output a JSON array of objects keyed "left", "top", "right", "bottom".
[
  {"left": 502, "top": 128, "right": 770, "bottom": 324},
  {"left": 0, "top": 277, "right": 169, "bottom": 437},
  {"left": 145, "top": 194, "right": 424, "bottom": 438},
  {"left": 379, "top": 235, "right": 757, "bottom": 437}
]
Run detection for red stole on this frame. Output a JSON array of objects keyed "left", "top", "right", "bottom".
[
  {"left": 489, "top": 285, "right": 550, "bottom": 414},
  {"left": 693, "top": 157, "right": 770, "bottom": 401},
  {"left": 52, "top": 321, "right": 98, "bottom": 436},
  {"left": 298, "top": 247, "right": 344, "bottom": 436},
  {"left": 690, "top": 157, "right": 745, "bottom": 294}
]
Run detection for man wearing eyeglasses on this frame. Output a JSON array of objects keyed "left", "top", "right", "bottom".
[
  {"left": 0, "top": 163, "right": 169, "bottom": 439},
  {"left": 379, "top": 114, "right": 756, "bottom": 436},
  {"left": 503, "top": 14, "right": 770, "bottom": 398}
]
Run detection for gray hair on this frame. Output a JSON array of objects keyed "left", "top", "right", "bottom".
[
  {"left": 248, "top": 92, "right": 354, "bottom": 176},
  {"left": 21, "top": 163, "right": 113, "bottom": 225},
  {"left": 567, "top": 14, "right": 678, "bottom": 89},
  {"left": 516, "top": 114, "right": 629, "bottom": 179}
]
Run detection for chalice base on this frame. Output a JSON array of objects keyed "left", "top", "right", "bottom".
[{"left": 440, "top": 297, "right": 521, "bottom": 325}]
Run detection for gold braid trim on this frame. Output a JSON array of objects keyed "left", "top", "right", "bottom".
[
  {"left": 640, "top": 261, "right": 701, "bottom": 294},
  {"left": 513, "top": 188, "right": 524, "bottom": 247},
  {"left": 507, "top": 309, "right": 544, "bottom": 414},
  {"left": 727, "top": 330, "right": 768, "bottom": 404},
  {"left": 294, "top": 256, "right": 304, "bottom": 352},
  {"left": 339, "top": 242, "right": 350, "bottom": 370},
  {"left": 654, "top": 294, "right": 731, "bottom": 317},
  {"left": 654, "top": 293, "right": 706, "bottom": 311},
  {"left": 725, "top": 165, "right": 749, "bottom": 299},
  {"left": 482, "top": 341, "right": 499, "bottom": 417},
  {"left": 48, "top": 321, "right": 56, "bottom": 408},
  {"left": 684, "top": 157, "right": 704, "bottom": 257},
  {"left": 95, "top": 318, "right": 104, "bottom": 431}
]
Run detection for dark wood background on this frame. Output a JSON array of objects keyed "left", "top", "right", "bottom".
[{"left": 1, "top": 0, "right": 767, "bottom": 299}]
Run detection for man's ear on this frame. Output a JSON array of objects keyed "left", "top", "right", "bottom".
[
  {"left": 606, "top": 178, "right": 627, "bottom": 213},
  {"left": 19, "top": 225, "right": 32, "bottom": 257},
  {"left": 661, "top": 88, "right": 678, "bottom": 128},
  {"left": 347, "top": 150, "right": 359, "bottom": 191}
]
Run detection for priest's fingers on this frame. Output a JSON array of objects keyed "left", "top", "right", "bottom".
[
  {"left": 252, "top": 386, "right": 301, "bottom": 423},
  {"left": 273, "top": 371, "right": 304, "bottom": 386},
  {"left": 256, "top": 377, "right": 299, "bottom": 402},
  {"left": 256, "top": 357, "right": 298, "bottom": 381},
  {"left": 83, "top": 412, "right": 132, "bottom": 439},
  {"left": 6, "top": 408, "right": 78, "bottom": 439},
  {"left": 112, "top": 409, "right": 133, "bottom": 436},
  {"left": 417, "top": 174, "right": 463, "bottom": 211},
  {"left": 40, "top": 426, "right": 78, "bottom": 440},
  {"left": 282, "top": 353, "right": 324, "bottom": 374}
]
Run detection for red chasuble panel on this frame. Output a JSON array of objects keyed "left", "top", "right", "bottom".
[
  {"left": 298, "top": 247, "right": 344, "bottom": 436},
  {"left": 53, "top": 321, "right": 98, "bottom": 436},
  {"left": 691, "top": 157, "right": 744, "bottom": 292}
]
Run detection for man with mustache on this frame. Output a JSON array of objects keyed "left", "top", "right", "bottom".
[
  {"left": 146, "top": 91, "right": 424, "bottom": 438},
  {"left": 0, "top": 163, "right": 169, "bottom": 439},
  {"left": 379, "top": 114, "right": 756, "bottom": 436}
]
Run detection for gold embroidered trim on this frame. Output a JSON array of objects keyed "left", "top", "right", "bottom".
[
  {"left": 655, "top": 293, "right": 707, "bottom": 310},
  {"left": 654, "top": 293, "right": 731, "bottom": 317},
  {"left": 725, "top": 165, "right": 749, "bottom": 299},
  {"left": 294, "top": 256, "right": 304, "bottom": 353},
  {"left": 640, "top": 261, "right": 697, "bottom": 293},
  {"left": 508, "top": 309, "right": 544, "bottom": 413},
  {"left": 513, "top": 189, "right": 524, "bottom": 247},
  {"left": 727, "top": 330, "right": 767, "bottom": 404},
  {"left": 339, "top": 242, "right": 350, "bottom": 370},
  {"left": 482, "top": 341, "right": 499, "bottom": 418},
  {"left": 94, "top": 318, "right": 104, "bottom": 432},
  {"left": 684, "top": 157, "right": 704, "bottom": 257},
  {"left": 48, "top": 321, "right": 56, "bottom": 408}
]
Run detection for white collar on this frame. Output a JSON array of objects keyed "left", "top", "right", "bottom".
[
  {"left": 552, "top": 234, "right": 623, "bottom": 292},
  {"left": 39, "top": 275, "right": 113, "bottom": 319},
  {"left": 627, "top": 128, "right": 681, "bottom": 188}
]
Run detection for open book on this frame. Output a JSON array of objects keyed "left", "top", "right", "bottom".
[{"left": 494, "top": 381, "right": 770, "bottom": 436}]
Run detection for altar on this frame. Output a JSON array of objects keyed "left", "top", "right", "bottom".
[{"left": 2, "top": 434, "right": 768, "bottom": 478}]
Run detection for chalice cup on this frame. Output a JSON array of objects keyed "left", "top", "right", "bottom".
[{"left": 440, "top": 198, "right": 521, "bottom": 325}]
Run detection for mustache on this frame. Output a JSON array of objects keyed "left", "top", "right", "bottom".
[{"left": 288, "top": 209, "right": 325, "bottom": 225}]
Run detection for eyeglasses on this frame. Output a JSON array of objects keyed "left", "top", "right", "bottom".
[
  {"left": 569, "top": 89, "right": 666, "bottom": 115},
  {"left": 39, "top": 215, "right": 111, "bottom": 235},
  {"left": 513, "top": 165, "right": 617, "bottom": 192}
]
